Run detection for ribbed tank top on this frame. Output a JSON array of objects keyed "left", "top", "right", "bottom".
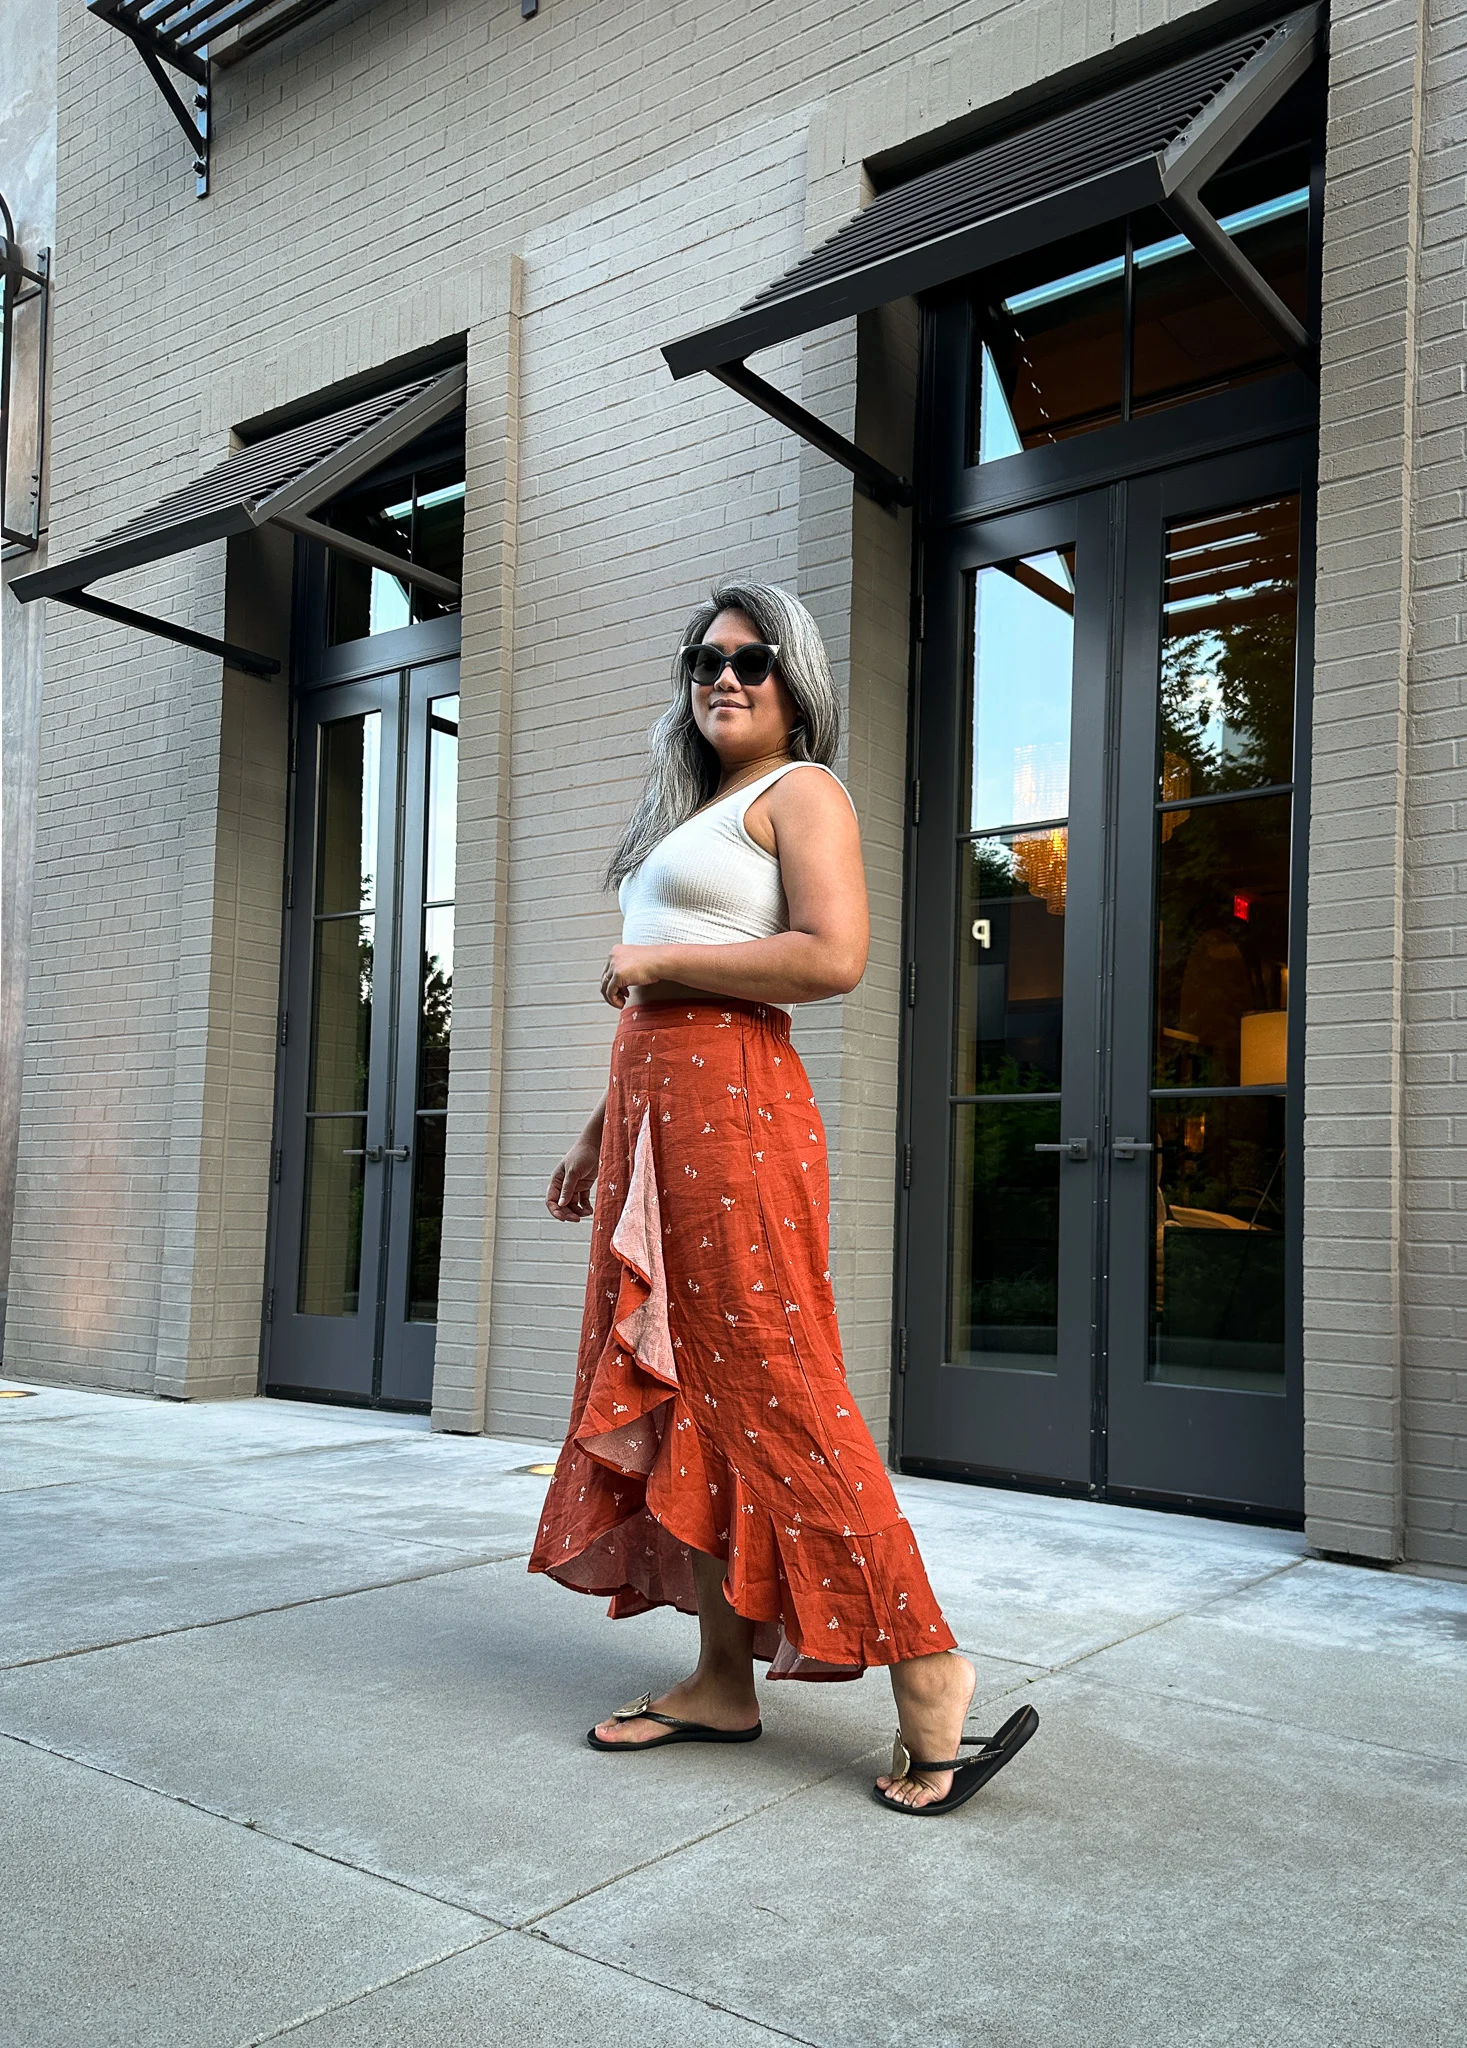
[{"left": 617, "top": 761, "right": 856, "bottom": 1015}]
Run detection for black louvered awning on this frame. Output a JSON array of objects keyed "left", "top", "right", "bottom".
[
  {"left": 662, "top": 8, "right": 1319, "bottom": 505},
  {"left": 90, "top": 0, "right": 345, "bottom": 83},
  {"left": 12, "top": 364, "right": 466, "bottom": 674},
  {"left": 89, "top": 0, "right": 352, "bottom": 189}
]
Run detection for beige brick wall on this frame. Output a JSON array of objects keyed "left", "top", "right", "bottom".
[
  {"left": 1399, "top": 0, "right": 1467, "bottom": 1570},
  {"left": 1305, "top": 0, "right": 1467, "bottom": 1571},
  {"left": 9, "top": 0, "right": 1465, "bottom": 1562}
]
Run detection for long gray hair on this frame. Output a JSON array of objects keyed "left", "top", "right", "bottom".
[{"left": 605, "top": 580, "right": 841, "bottom": 890}]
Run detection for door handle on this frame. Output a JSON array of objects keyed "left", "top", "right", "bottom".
[
  {"left": 1112, "top": 1137, "right": 1153, "bottom": 1160},
  {"left": 342, "top": 1145, "right": 384, "bottom": 1162},
  {"left": 383, "top": 1145, "right": 410, "bottom": 1161},
  {"left": 1034, "top": 1139, "right": 1090, "bottom": 1162}
]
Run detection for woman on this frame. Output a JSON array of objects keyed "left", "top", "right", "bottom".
[{"left": 529, "top": 581, "right": 1037, "bottom": 1814}]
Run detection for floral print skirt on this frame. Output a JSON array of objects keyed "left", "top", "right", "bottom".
[{"left": 528, "top": 997, "right": 955, "bottom": 1678}]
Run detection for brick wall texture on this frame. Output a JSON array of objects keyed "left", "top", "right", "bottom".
[{"left": 7, "top": 0, "right": 1465, "bottom": 1572}]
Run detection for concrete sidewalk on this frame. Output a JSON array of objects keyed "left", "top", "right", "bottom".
[{"left": 2, "top": 1379, "right": 1462, "bottom": 2048}]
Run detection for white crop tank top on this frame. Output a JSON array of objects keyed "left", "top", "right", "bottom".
[{"left": 617, "top": 761, "right": 856, "bottom": 1016}]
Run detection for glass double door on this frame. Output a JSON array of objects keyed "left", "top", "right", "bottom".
[
  {"left": 266, "top": 659, "right": 459, "bottom": 1408},
  {"left": 903, "top": 439, "right": 1309, "bottom": 1516}
]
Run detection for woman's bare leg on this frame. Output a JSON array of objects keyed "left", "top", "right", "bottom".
[
  {"left": 592, "top": 1550, "right": 761, "bottom": 1745},
  {"left": 876, "top": 1650, "right": 978, "bottom": 1808}
]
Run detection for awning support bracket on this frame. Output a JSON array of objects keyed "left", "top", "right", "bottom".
[
  {"left": 89, "top": 2, "right": 210, "bottom": 194},
  {"left": 1155, "top": 6, "right": 1318, "bottom": 377},
  {"left": 1160, "top": 184, "right": 1315, "bottom": 376},
  {"left": 709, "top": 361, "right": 913, "bottom": 513},
  {"left": 56, "top": 590, "right": 280, "bottom": 678},
  {"left": 269, "top": 510, "right": 462, "bottom": 602}
]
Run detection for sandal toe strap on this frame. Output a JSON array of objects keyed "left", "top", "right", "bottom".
[
  {"left": 905, "top": 1740, "right": 1004, "bottom": 1772},
  {"left": 609, "top": 1692, "right": 697, "bottom": 1731},
  {"left": 896, "top": 1705, "right": 1034, "bottom": 1774}
]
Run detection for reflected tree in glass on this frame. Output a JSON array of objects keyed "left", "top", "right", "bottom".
[
  {"left": 407, "top": 694, "right": 459, "bottom": 1322},
  {"left": 1159, "top": 497, "right": 1298, "bottom": 802},
  {"left": 950, "top": 1102, "right": 1062, "bottom": 1363}
]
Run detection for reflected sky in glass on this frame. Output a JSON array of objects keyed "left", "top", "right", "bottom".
[{"left": 970, "top": 555, "right": 1074, "bottom": 833}]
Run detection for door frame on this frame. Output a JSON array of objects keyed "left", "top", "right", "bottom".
[
  {"left": 258, "top": 533, "right": 461, "bottom": 1409},
  {"left": 895, "top": 294, "right": 1318, "bottom": 1519},
  {"left": 901, "top": 492, "right": 1111, "bottom": 1489},
  {"left": 1102, "top": 437, "right": 1315, "bottom": 1515}
]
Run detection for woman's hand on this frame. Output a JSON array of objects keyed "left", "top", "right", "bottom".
[
  {"left": 600, "top": 944, "right": 662, "bottom": 1008},
  {"left": 546, "top": 1131, "right": 600, "bottom": 1222}
]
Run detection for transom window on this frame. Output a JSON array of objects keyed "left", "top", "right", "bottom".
[
  {"left": 323, "top": 438, "right": 466, "bottom": 645},
  {"left": 971, "top": 145, "right": 1313, "bottom": 464}
]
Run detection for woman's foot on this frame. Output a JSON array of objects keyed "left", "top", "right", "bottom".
[
  {"left": 877, "top": 1651, "right": 978, "bottom": 1809},
  {"left": 591, "top": 1668, "right": 761, "bottom": 1746}
]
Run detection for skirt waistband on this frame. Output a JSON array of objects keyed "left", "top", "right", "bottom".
[{"left": 615, "top": 996, "right": 791, "bottom": 1038}]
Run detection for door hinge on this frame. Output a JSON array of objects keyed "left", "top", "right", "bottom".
[
  {"left": 902, "top": 1142, "right": 912, "bottom": 1189},
  {"left": 917, "top": 592, "right": 926, "bottom": 641},
  {"left": 911, "top": 777, "right": 921, "bottom": 826},
  {"left": 272, "top": 1147, "right": 282, "bottom": 1184},
  {"left": 264, "top": 1288, "right": 275, "bottom": 1324},
  {"left": 897, "top": 1327, "right": 908, "bottom": 1375},
  {"left": 906, "top": 961, "right": 917, "bottom": 1007},
  {"left": 278, "top": 1010, "right": 288, "bottom": 1047},
  {"left": 285, "top": 871, "right": 293, "bottom": 910}
]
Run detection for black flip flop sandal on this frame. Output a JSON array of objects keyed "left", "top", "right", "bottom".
[
  {"left": 872, "top": 1702, "right": 1039, "bottom": 1816},
  {"left": 586, "top": 1690, "right": 764, "bottom": 1752}
]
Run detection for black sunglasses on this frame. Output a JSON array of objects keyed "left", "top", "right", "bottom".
[{"left": 679, "top": 641, "right": 781, "bottom": 688}]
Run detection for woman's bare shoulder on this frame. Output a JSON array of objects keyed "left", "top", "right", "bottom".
[
  {"left": 767, "top": 762, "right": 857, "bottom": 818},
  {"left": 746, "top": 763, "right": 858, "bottom": 854}
]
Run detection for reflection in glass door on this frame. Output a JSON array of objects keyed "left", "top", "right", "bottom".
[
  {"left": 297, "top": 710, "right": 380, "bottom": 1323},
  {"left": 904, "top": 445, "right": 1311, "bottom": 1514},
  {"left": 267, "top": 663, "right": 459, "bottom": 1409},
  {"left": 1106, "top": 459, "right": 1307, "bottom": 1509},
  {"left": 904, "top": 499, "right": 1109, "bottom": 1485}
]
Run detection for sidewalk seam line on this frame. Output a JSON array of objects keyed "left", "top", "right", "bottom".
[
  {"left": 0, "top": 1550, "right": 533, "bottom": 1671},
  {"left": 1062, "top": 1664, "right": 1467, "bottom": 1769},
  {"left": 235, "top": 1932, "right": 508, "bottom": 2046},
  {"left": 1041, "top": 1557, "right": 1309, "bottom": 1675},
  {"left": 54, "top": 1479, "right": 542, "bottom": 1558},
  {"left": 519, "top": 1928, "right": 823, "bottom": 2046},
  {"left": 515, "top": 1747, "right": 895, "bottom": 1931},
  {"left": 0, "top": 1725, "right": 510, "bottom": 1928}
]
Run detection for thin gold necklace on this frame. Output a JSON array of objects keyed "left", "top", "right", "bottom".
[{"left": 706, "top": 754, "right": 792, "bottom": 811}]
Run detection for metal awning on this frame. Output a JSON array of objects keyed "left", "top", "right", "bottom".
[
  {"left": 12, "top": 364, "right": 466, "bottom": 676},
  {"left": 662, "top": 8, "right": 1320, "bottom": 508}
]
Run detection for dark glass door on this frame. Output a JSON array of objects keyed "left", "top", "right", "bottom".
[
  {"left": 1105, "top": 446, "right": 1309, "bottom": 1509},
  {"left": 904, "top": 496, "right": 1110, "bottom": 1485},
  {"left": 902, "top": 442, "right": 1312, "bottom": 1517},
  {"left": 266, "top": 658, "right": 459, "bottom": 1409}
]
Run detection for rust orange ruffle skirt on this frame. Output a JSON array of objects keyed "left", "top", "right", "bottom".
[{"left": 528, "top": 997, "right": 955, "bottom": 1679}]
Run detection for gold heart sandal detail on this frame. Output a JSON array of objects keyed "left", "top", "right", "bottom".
[
  {"left": 874, "top": 1702, "right": 1040, "bottom": 1817},
  {"left": 586, "top": 1691, "right": 764, "bottom": 1752}
]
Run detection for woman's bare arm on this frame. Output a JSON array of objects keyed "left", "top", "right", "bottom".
[
  {"left": 546, "top": 1089, "right": 607, "bottom": 1221},
  {"left": 601, "top": 770, "right": 869, "bottom": 1007}
]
